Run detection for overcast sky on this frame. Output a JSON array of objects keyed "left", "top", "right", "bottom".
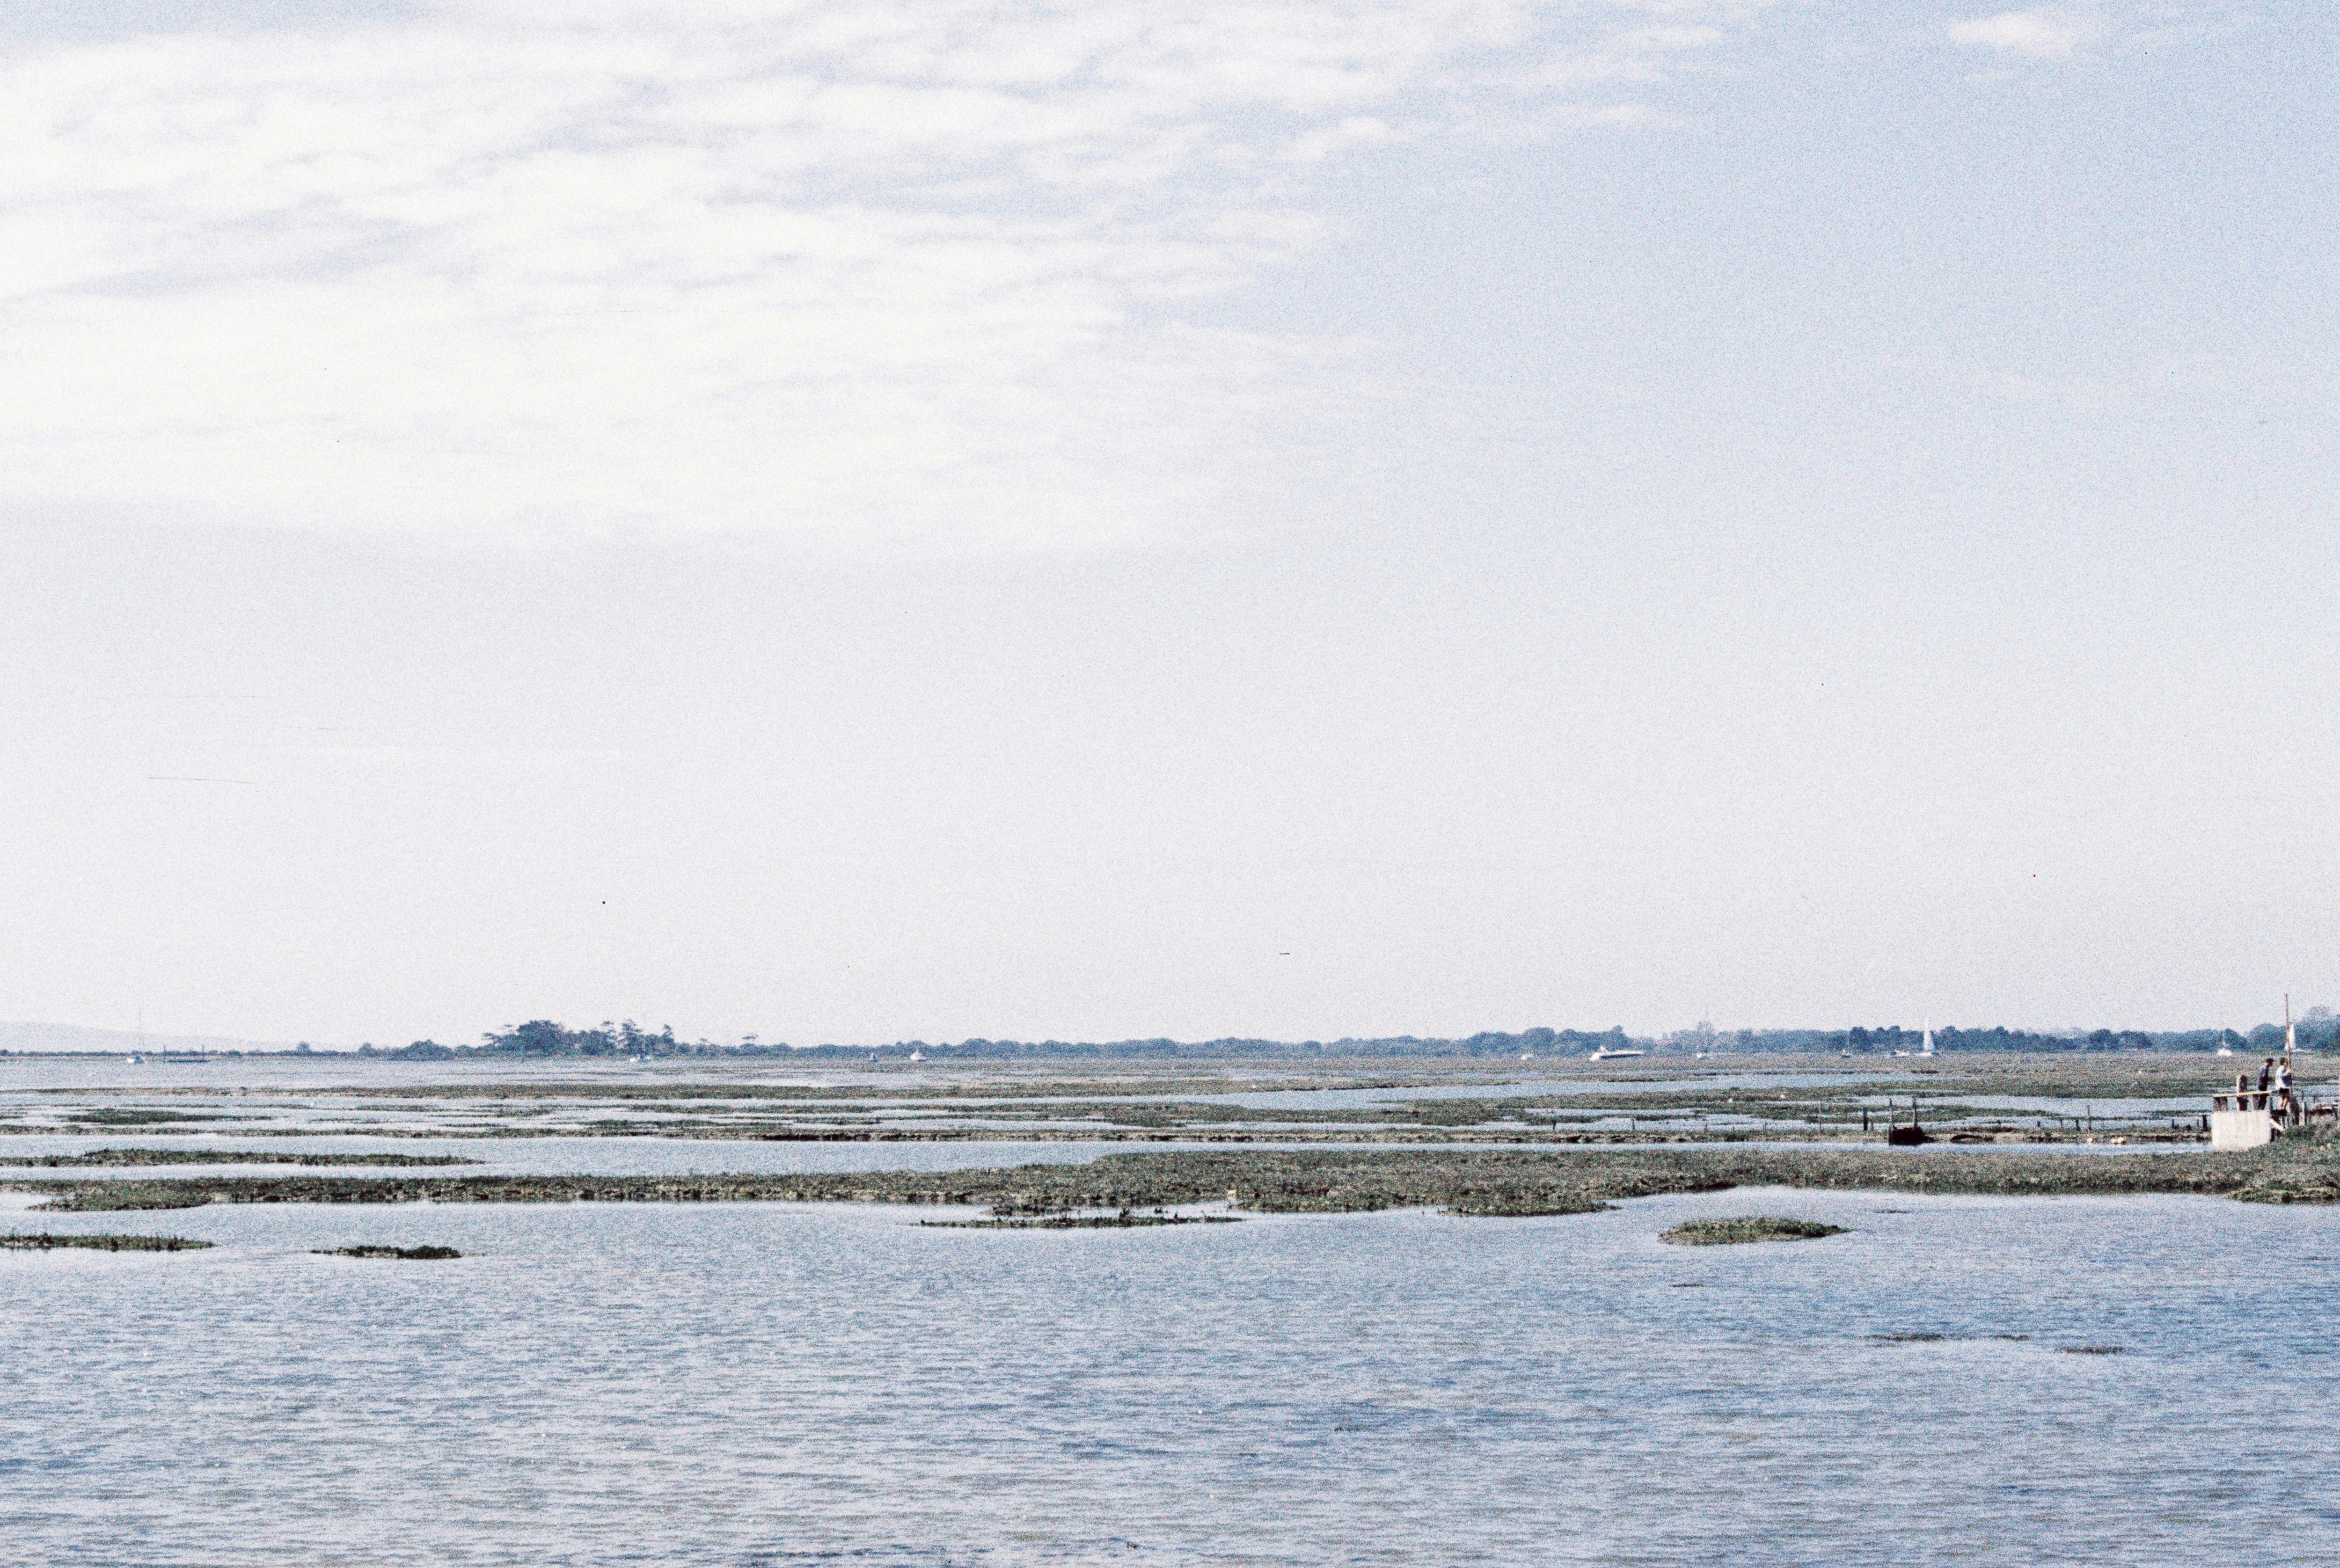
[{"left": 3, "top": 0, "right": 2333, "bottom": 1047}]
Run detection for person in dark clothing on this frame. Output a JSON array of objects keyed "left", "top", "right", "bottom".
[{"left": 2260, "top": 1058, "right": 2275, "bottom": 1093}]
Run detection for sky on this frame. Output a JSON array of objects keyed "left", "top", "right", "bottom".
[{"left": 2, "top": 0, "right": 2334, "bottom": 1047}]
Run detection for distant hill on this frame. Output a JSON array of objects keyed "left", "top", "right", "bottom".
[{"left": 0, "top": 1021, "right": 297, "bottom": 1056}]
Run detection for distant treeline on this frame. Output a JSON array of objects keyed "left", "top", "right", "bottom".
[
  {"left": 373, "top": 1021, "right": 682, "bottom": 1060},
  {"left": 343, "top": 1017, "right": 2333, "bottom": 1062},
  {"left": 366, "top": 1022, "right": 1639, "bottom": 1060},
  {"left": 1720, "top": 1025, "right": 2262, "bottom": 1055}
]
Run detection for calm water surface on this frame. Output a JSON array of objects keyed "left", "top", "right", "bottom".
[{"left": 4, "top": 1188, "right": 2337, "bottom": 1565}]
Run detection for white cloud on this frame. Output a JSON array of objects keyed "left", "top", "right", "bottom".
[
  {"left": 0, "top": 0, "right": 1755, "bottom": 549},
  {"left": 1949, "top": 8, "right": 2096, "bottom": 58},
  {"left": 1286, "top": 115, "right": 1402, "bottom": 163}
]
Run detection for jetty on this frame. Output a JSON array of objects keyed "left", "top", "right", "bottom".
[
  {"left": 2210, "top": 1000, "right": 2335, "bottom": 1151},
  {"left": 2208, "top": 1087, "right": 2334, "bottom": 1151}
]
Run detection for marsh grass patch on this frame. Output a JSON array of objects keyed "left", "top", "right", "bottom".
[
  {"left": 921, "top": 1208, "right": 1242, "bottom": 1230},
  {"left": 2234, "top": 1180, "right": 2340, "bottom": 1205},
  {"left": 314, "top": 1245, "right": 462, "bottom": 1260},
  {"left": 30, "top": 1183, "right": 214, "bottom": 1211},
  {"left": 0, "top": 1232, "right": 212, "bottom": 1251},
  {"left": 6, "top": 1149, "right": 478, "bottom": 1169},
  {"left": 1661, "top": 1216, "right": 1847, "bottom": 1247}
]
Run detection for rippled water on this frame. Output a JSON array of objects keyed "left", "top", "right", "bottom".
[{"left": 5, "top": 1188, "right": 2337, "bottom": 1565}]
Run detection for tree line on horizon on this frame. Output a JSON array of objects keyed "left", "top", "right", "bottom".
[{"left": 351, "top": 1015, "right": 2336, "bottom": 1061}]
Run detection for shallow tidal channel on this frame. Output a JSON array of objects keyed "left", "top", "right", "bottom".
[{"left": 4, "top": 1187, "right": 2337, "bottom": 1565}]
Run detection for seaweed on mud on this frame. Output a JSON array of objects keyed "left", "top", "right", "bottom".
[
  {"left": 2058, "top": 1345, "right": 2128, "bottom": 1355},
  {"left": 314, "top": 1245, "right": 462, "bottom": 1259}
]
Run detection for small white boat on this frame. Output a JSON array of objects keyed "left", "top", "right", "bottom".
[{"left": 1587, "top": 1047, "right": 1645, "bottom": 1061}]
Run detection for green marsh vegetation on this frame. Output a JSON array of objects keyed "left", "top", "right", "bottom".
[
  {"left": 34, "top": 1181, "right": 219, "bottom": 1210},
  {"left": 65, "top": 1108, "right": 265, "bottom": 1125},
  {"left": 28, "top": 1052, "right": 2273, "bottom": 1145},
  {"left": 0, "top": 1149, "right": 479, "bottom": 1168},
  {"left": 1661, "top": 1217, "right": 1846, "bottom": 1245},
  {"left": 919, "top": 1208, "right": 1242, "bottom": 1230},
  {"left": 0, "top": 1232, "right": 212, "bottom": 1251},
  {"left": 17, "top": 1132, "right": 2340, "bottom": 1217}
]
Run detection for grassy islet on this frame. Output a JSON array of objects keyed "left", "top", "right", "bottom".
[
  {"left": 1661, "top": 1217, "right": 1846, "bottom": 1246},
  {"left": 0, "top": 1232, "right": 212, "bottom": 1251}
]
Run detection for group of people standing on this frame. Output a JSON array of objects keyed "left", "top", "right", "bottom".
[{"left": 2238, "top": 1055, "right": 2298, "bottom": 1116}]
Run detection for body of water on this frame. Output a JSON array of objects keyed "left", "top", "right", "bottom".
[{"left": 3, "top": 1188, "right": 2333, "bottom": 1564}]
